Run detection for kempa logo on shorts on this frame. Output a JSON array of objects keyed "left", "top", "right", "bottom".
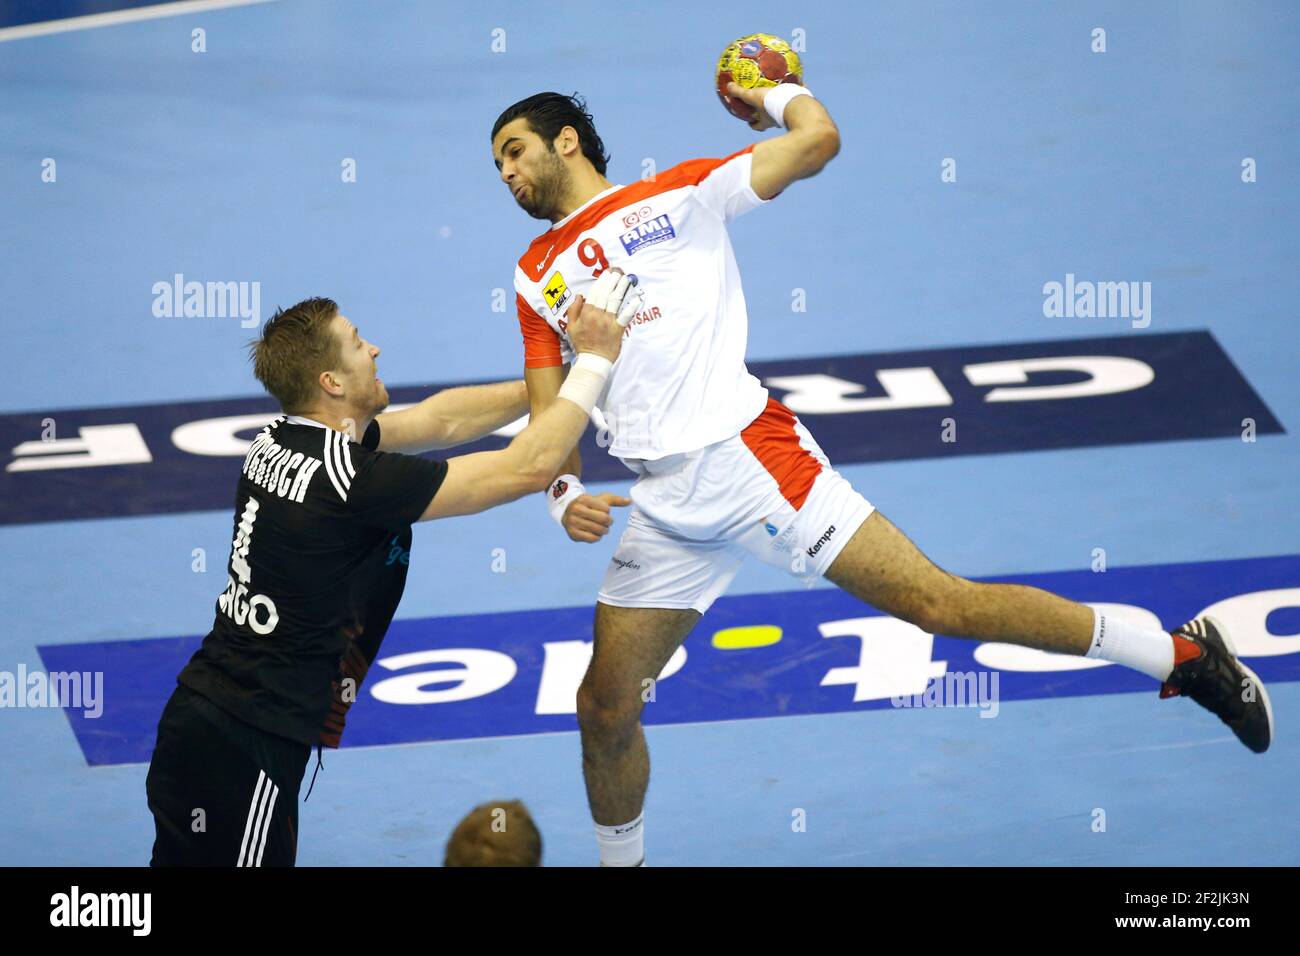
[
  {"left": 806, "top": 524, "right": 837, "bottom": 558},
  {"left": 0, "top": 664, "right": 102, "bottom": 718},
  {"left": 49, "top": 886, "right": 151, "bottom": 936},
  {"left": 610, "top": 556, "right": 641, "bottom": 571}
]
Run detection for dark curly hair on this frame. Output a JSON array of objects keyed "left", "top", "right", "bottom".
[{"left": 491, "top": 91, "right": 610, "bottom": 176}]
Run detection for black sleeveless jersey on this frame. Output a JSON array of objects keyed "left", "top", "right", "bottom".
[{"left": 177, "top": 414, "right": 447, "bottom": 746}]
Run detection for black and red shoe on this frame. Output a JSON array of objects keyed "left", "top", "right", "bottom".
[{"left": 1161, "top": 617, "right": 1273, "bottom": 753}]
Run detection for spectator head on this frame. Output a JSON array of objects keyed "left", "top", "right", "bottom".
[{"left": 444, "top": 800, "right": 542, "bottom": 867}]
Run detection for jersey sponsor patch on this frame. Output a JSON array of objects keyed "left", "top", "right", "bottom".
[
  {"left": 619, "top": 213, "right": 676, "bottom": 256},
  {"left": 542, "top": 270, "right": 572, "bottom": 316}
]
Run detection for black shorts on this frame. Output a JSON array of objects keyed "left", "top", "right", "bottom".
[{"left": 146, "top": 684, "right": 312, "bottom": 867}]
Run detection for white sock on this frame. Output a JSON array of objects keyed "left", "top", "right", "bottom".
[
  {"left": 595, "top": 812, "right": 645, "bottom": 867},
  {"left": 1084, "top": 608, "right": 1174, "bottom": 681}
]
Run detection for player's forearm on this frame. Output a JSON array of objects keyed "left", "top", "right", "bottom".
[
  {"left": 506, "top": 393, "right": 592, "bottom": 488},
  {"left": 526, "top": 365, "right": 582, "bottom": 480},
  {"left": 557, "top": 446, "right": 582, "bottom": 481},
  {"left": 426, "top": 379, "right": 529, "bottom": 448}
]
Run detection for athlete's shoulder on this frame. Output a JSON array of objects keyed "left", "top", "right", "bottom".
[
  {"left": 238, "top": 415, "right": 333, "bottom": 507},
  {"left": 662, "top": 145, "right": 757, "bottom": 185},
  {"left": 275, "top": 417, "right": 364, "bottom": 504},
  {"left": 514, "top": 243, "right": 550, "bottom": 288},
  {"left": 517, "top": 229, "right": 550, "bottom": 271}
]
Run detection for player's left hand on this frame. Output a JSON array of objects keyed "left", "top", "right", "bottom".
[
  {"left": 726, "top": 82, "right": 778, "bottom": 131},
  {"left": 562, "top": 492, "right": 631, "bottom": 543}
]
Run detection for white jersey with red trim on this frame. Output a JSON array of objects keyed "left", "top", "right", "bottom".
[{"left": 513, "top": 146, "right": 771, "bottom": 463}]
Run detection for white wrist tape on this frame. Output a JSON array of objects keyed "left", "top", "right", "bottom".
[
  {"left": 763, "top": 83, "right": 814, "bottom": 128},
  {"left": 546, "top": 473, "right": 586, "bottom": 525},
  {"left": 557, "top": 352, "right": 612, "bottom": 414}
]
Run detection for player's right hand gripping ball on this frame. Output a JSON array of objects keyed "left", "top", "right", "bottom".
[{"left": 715, "top": 33, "right": 803, "bottom": 123}]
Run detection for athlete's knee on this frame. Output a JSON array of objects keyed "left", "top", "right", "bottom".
[
  {"left": 575, "top": 682, "right": 641, "bottom": 751},
  {"left": 894, "top": 597, "right": 948, "bottom": 635},
  {"left": 894, "top": 574, "right": 974, "bottom": 636}
]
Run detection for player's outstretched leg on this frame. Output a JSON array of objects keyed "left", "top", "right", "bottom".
[
  {"left": 823, "top": 511, "right": 1272, "bottom": 753},
  {"left": 576, "top": 602, "right": 700, "bottom": 866}
]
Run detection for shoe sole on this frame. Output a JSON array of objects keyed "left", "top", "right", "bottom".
[{"left": 1206, "top": 614, "right": 1274, "bottom": 753}]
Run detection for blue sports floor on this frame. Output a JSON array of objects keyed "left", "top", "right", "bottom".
[{"left": 1, "top": 0, "right": 1298, "bottom": 866}]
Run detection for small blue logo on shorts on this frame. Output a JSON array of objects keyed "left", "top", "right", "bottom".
[{"left": 763, "top": 520, "right": 779, "bottom": 537}]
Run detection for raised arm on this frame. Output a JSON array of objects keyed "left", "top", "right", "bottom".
[
  {"left": 375, "top": 379, "right": 529, "bottom": 454},
  {"left": 724, "top": 82, "right": 840, "bottom": 200}
]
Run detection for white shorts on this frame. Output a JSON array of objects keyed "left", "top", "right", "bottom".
[{"left": 598, "top": 398, "right": 875, "bottom": 614}]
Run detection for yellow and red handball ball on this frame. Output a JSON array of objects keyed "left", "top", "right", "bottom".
[{"left": 715, "top": 33, "right": 803, "bottom": 123}]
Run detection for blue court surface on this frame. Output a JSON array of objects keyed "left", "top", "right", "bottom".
[{"left": 1, "top": 0, "right": 1297, "bottom": 866}]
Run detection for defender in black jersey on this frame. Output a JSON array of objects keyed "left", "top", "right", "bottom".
[{"left": 147, "top": 279, "right": 638, "bottom": 866}]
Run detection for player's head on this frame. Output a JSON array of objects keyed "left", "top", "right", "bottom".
[
  {"left": 491, "top": 92, "right": 610, "bottom": 221},
  {"left": 443, "top": 800, "right": 543, "bottom": 867},
  {"left": 249, "top": 297, "right": 389, "bottom": 420}
]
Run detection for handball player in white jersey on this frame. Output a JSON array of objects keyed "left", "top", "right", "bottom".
[{"left": 489, "top": 86, "right": 1272, "bottom": 866}]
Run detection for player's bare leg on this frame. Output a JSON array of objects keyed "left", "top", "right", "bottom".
[
  {"left": 576, "top": 602, "right": 699, "bottom": 865},
  {"left": 825, "top": 511, "right": 1095, "bottom": 653},
  {"left": 824, "top": 510, "right": 1272, "bottom": 751}
]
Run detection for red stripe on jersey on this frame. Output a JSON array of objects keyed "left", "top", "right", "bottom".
[
  {"left": 516, "top": 145, "right": 758, "bottom": 280},
  {"left": 518, "top": 292, "right": 564, "bottom": 369},
  {"left": 740, "top": 397, "right": 823, "bottom": 511}
]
